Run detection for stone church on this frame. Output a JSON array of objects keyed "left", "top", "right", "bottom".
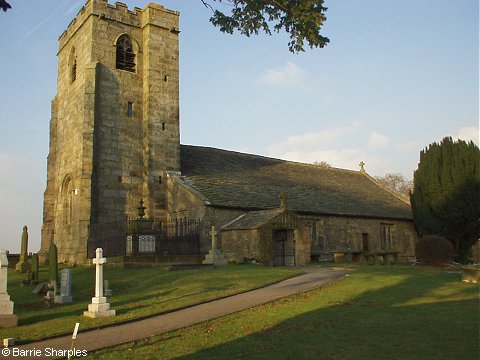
[{"left": 40, "top": 0, "right": 417, "bottom": 266}]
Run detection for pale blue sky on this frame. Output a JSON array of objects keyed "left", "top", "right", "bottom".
[{"left": 0, "top": 0, "right": 478, "bottom": 253}]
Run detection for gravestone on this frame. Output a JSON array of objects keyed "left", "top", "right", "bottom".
[
  {"left": 45, "top": 242, "right": 59, "bottom": 302},
  {"left": 31, "top": 253, "right": 39, "bottom": 282},
  {"left": 32, "top": 282, "right": 48, "bottom": 295},
  {"left": 84, "top": 248, "right": 115, "bottom": 318},
  {"left": 15, "top": 226, "right": 29, "bottom": 273},
  {"left": 54, "top": 269, "right": 73, "bottom": 303},
  {"left": 202, "top": 226, "right": 227, "bottom": 266},
  {"left": 48, "top": 242, "right": 58, "bottom": 283},
  {"left": 104, "top": 280, "right": 112, "bottom": 296},
  {"left": 0, "top": 249, "right": 18, "bottom": 328}
]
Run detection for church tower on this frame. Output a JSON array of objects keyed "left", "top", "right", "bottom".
[{"left": 40, "top": 0, "right": 180, "bottom": 264}]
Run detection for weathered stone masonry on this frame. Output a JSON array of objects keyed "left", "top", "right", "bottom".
[{"left": 41, "top": 0, "right": 180, "bottom": 263}]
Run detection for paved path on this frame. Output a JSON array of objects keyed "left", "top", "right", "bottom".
[{"left": 4, "top": 268, "right": 350, "bottom": 359}]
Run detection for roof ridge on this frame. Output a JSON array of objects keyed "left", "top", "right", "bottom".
[{"left": 180, "top": 144, "right": 361, "bottom": 175}]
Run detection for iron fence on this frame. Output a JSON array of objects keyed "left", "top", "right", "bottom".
[{"left": 88, "top": 217, "right": 201, "bottom": 258}]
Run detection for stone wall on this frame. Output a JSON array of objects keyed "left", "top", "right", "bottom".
[
  {"left": 41, "top": 0, "right": 180, "bottom": 264},
  {"left": 40, "top": 10, "right": 95, "bottom": 264},
  {"left": 302, "top": 215, "right": 417, "bottom": 260},
  {"left": 222, "top": 229, "right": 260, "bottom": 263}
]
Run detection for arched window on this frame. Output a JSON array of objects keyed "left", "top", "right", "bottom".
[
  {"left": 69, "top": 47, "right": 77, "bottom": 83},
  {"left": 116, "top": 35, "right": 135, "bottom": 72},
  {"left": 62, "top": 176, "right": 73, "bottom": 225}
]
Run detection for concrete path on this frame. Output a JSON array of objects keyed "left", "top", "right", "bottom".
[{"left": 4, "top": 268, "right": 350, "bottom": 359}]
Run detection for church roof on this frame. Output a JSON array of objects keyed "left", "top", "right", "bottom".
[{"left": 178, "top": 145, "right": 413, "bottom": 220}]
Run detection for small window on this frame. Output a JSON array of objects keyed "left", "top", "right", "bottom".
[
  {"left": 127, "top": 102, "right": 133, "bottom": 117},
  {"left": 380, "top": 224, "right": 393, "bottom": 250},
  {"left": 116, "top": 35, "right": 135, "bottom": 72},
  {"left": 71, "top": 58, "right": 77, "bottom": 82},
  {"left": 162, "top": 123, "right": 166, "bottom": 131},
  {"left": 362, "top": 233, "right": 369, "bottom": 251},
  {"left": 69, "top": 47, "right": 77, "bottom": 83},
  {"left": 311, "top": 223, "right": 318, "bottom": 247}
]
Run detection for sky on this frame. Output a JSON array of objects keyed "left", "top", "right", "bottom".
[{"left": 0, "top": 0, "right": 478, "bottom": 253}]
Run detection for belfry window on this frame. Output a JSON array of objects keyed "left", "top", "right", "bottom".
[{"left": 116, "top": 35, "right": 135, "bottom": 72}]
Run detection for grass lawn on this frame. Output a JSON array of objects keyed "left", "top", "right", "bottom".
[
  {"left": 1, "top": 264, "right": 300, "bottom": 343},
  {"left": 91, "top": 265, "right": 479, "bottom": 360}
]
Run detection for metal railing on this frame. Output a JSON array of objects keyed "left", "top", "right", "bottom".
[{"left": 88, "top": 217, "right": 201, "bottom": 258}]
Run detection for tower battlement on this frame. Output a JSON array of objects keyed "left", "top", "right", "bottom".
[{"left": 59, "top": 0, "right": 179, "bottom": 51}]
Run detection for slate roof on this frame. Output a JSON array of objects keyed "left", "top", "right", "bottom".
[
  {"left": 179, "top": 145, "right": 413, "bottom": 220},
  {"left": 221, "top": 208, "right": 287, "bottom": 231}
]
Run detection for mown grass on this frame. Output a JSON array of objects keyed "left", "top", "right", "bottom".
[
  {"left": 91, "top": 265, "right": 479, "bottom": 360},
  {"left": 1, "top": 264, "right": 300, "bottom": 343}
]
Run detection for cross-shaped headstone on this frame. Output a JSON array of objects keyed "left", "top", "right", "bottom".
[
  {"left": 93, "top": 248, "right": 106, "bottom": 298},
  {"left": 210, "top": 226, "right": 218, "bottom": 251}
]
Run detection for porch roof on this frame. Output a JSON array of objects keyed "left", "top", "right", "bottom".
[{"left": 221, "top": 208, "right": 286, "bottom": 231}]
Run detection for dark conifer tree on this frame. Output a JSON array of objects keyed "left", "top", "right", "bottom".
[{"left": 410, "top": 137, "right": 480, "bottom": 262}]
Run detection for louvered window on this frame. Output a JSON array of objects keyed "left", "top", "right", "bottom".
[
  {"left": 116, "top": 35, "right": 135, "bottom": 72},
  {"left": 71, "top": 58, "right": 77, "bottom": 82}
]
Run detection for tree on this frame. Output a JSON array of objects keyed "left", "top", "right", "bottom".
[
  {"left": 3, "top": 1, "right": 329, "bottom": 53},
  {"left": 200, "top": 0, "right": 330, "bottom": 52},
  {"left": 375, "top": 173, "right": 413, "bottom": 198},
  {"left": 312, "top": 160, "right": 331, "bottom": 168},
  {"left": 0, "top": 0, "right": 11, "bottom": 12},
  {"left": 410, "top": 137, "right": 480, "bottom": 262}
]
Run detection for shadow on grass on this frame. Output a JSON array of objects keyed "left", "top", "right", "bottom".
[
  {"left": 111, "top": 284, "right": 234, "bottom": 312},
  {"left": 112, "top": 289, "right": 179, "bottom": 308},
  {"left": 172, "top": 267, "right": 479, "bottom": 360},
  {"left": 19, "top": 306, "right": 86, "bottom": 326}
]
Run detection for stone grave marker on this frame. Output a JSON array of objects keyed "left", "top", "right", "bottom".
[
  {"left": 31, "top": 253, "right": 39, "bottom": 282},
  {"left": 104, "top": 280, "right": 112, "bottom": 296},
  {"left": 15, "top": 226, "right": 29, "bottom": 273},
  {"left": 84, "top": 248, "right": 115, "bottom": 318},
  {"left": 202, "top": 226, "right": 227, "bottom": 266},
  {"left": 0, "top": 249, "right": 18, "bottom": 328},
  {"left": 54, "top": 268, "right": 73, "bottom": 303}
]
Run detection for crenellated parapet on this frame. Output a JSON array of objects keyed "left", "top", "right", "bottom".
[{"left": 59, "top": 0, "right": 179, "bottom": 52}]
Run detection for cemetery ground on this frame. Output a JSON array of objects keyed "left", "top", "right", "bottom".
[
  {"left": 89, "top": 265, "right": 479, "bottom": 360},
  {"left": 1, "top": 264, "right": 300, "bottom": 342}
]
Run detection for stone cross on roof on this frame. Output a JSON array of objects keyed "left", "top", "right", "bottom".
[{"left": 359, "top": 161, "right": 366, "bottom": 173}]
